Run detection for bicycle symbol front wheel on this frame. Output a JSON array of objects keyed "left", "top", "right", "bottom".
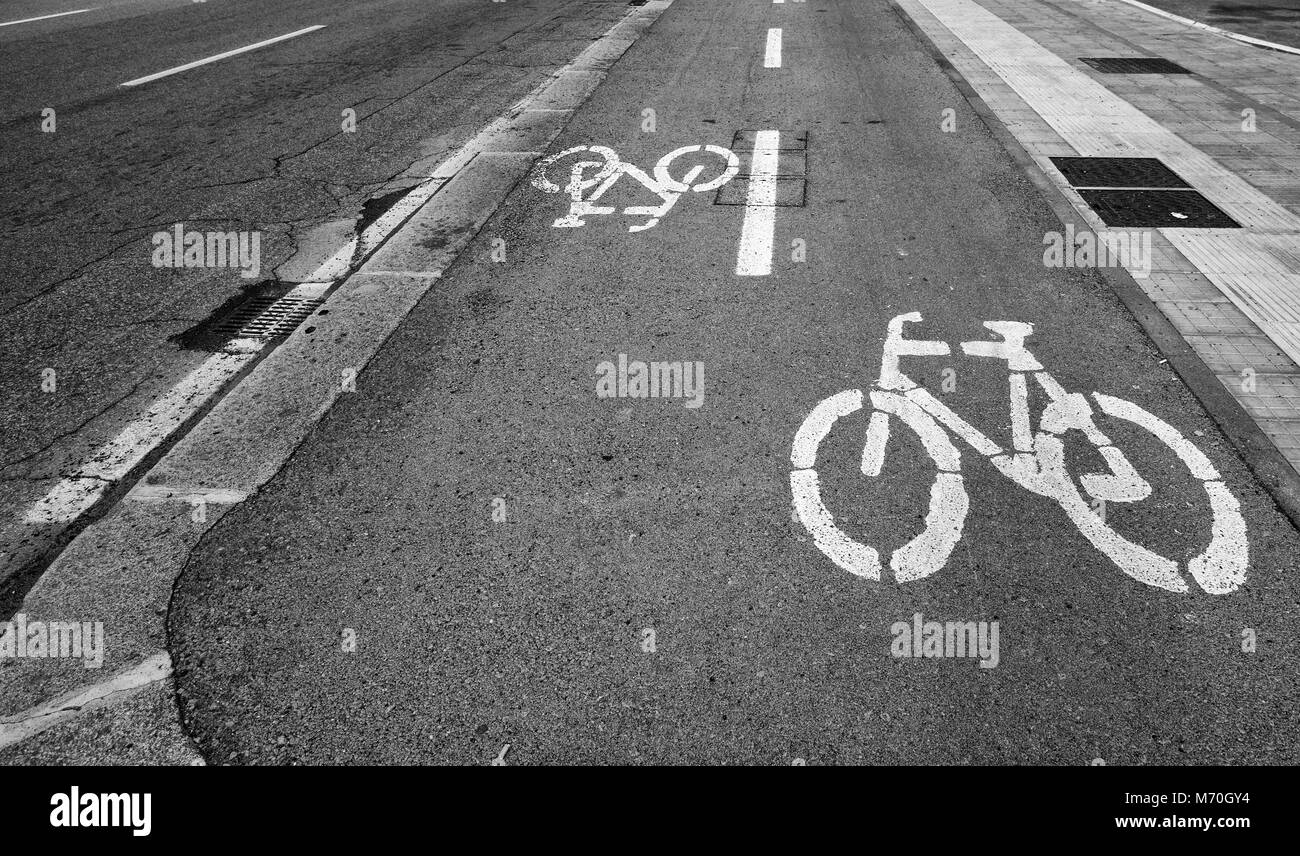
[
  {"left": 790, "top": 388, "right": 969, "bottom": 582},
  {"left": 653, "top": 144, "right": 740, "bottom": 193}
]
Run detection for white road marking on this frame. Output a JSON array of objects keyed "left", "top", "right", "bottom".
[
  {"left": 734, "top": 129, "right": 780, "bottom": 276},
  {"left": 907, "top": 0, "right": 1300, "bottom": 376},
  {"left": 5, "top": 0, "right": 680, "bottom": 759},
  {"left": 790, "top": 312, "right": 1248, "bottom": 593},
  {"left": 0, "top": 8, "right": 93, "bottom": 28},
  {"left": 1111, "top": 0, "right": 1300, "bottom": 58},
  {"left": 530, "top": 143, "right": 739, "bottom": 232},
  {"left": 0, "top": 653, "right": 170, "bottom": 751},
  {"left": 764, "top": 28, "right": 783, "bottom": 68},
  {"left": 24, "top": 350, "right": 258, "bottom": 524},
  {"left": 120, "top": 25, "right": 326, "bottom": 87},
  {"left": 21, "top": 2, "right": 674, "bottom": 529}
]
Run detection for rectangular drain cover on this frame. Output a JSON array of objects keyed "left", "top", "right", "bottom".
[
  {"left": 1079, "top": 57, "right": 1192, "bottom": 74},
  {"left": 1076, "top": 189, "right": 1240, "bottom": 228},
  {"left": 1049, "top": 155, "right": 1239, "bottom": 228},
  {"left": 212, "top": 295, "right": 324, "bottom": 338},
  {"left": 1050, "top": 157, "right": 1190, "bottom": 189}
]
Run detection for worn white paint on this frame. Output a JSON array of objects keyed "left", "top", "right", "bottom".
[
  {"left": 764, "top": 28, "right": 783, "bottom": 68},
  {"left": 120, "top": 26, "right": 327, "bottom": 87},
  {"left": 734, "top": 130, "right": 780, "bottom": 277},
  {"left": 0, "top": 9, "right": 93, "bottom": 27},
  {"left": 22, "top": 2, "right": 675, "bottom": 529},
  {"left": 789, "top": 312, "right": 1249, "bottom": 593},
  {"left": 24, "top": 351, "right": 258, "bottom": 524},
  {"left": 1110, "top": 0, "right": 1300, "bottom": 58},
  {"left": 531, "top": 143, "right": 738, "bottom": 231},
  {"left": 0, "top": 653, "right": 171, "bottom": 751}
]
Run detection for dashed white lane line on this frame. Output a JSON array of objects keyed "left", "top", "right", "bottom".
[
  {"left": 764, "top": 27, "right": 783, "bottom": 67},
  {"left": 735, "top": 129, "right": 780, "bottom": 277},
  {"left": 0, "top": 8, "right": 93, "bottom": 28},
  {"left": 119, "top": 24, "right": 326, "bottom": 87}
]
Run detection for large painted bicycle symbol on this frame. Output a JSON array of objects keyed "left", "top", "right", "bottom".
[
  {"left": 529, "top": 144, "right": 739, "bottom": 232},
  {"left": 790, "top": 312, "right": 1248, "bottom": 594}
]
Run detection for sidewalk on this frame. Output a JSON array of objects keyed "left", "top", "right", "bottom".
[{"left": 894, "top": 0, "right": 1300, "bottom": 494}]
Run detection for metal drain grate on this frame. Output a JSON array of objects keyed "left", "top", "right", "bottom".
[
  {"left": 211, "top": 295, "right": 324, "bottom": 338},
  {"left": 1079, "top": 57, "right": 1192, "bottom": 74},
  {"left": 1076, "top": 189, "right": 1240, "bottom": 228},
  {"left": 1050, "top": 157, "right": 1190, "bottom": 189}
]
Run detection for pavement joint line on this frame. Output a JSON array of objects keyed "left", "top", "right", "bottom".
[
  {"left": 354, "top": 270, "right": 443, "bottom": 278},
  {"left": 125, "top": 485, "right": 249, "bottom": 505},
  {"left": 0, "top": 652, "right": 170, "bottom": 751},
  {"left": 0, "top": 8, "right": 94, "bottom": 28},
  {"left": 0, "top": 0, "right": 679, "bottom": 755}
]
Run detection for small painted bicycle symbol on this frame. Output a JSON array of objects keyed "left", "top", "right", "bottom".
[
  {"left": 529, "top": 143, "right": 739, "bottom": 232},
  {"left": 789, "top": 312, "right": 1248, "bottom": 594}
]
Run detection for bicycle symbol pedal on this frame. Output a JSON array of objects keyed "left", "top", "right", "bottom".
[
  {"left": 789, "top": 312, "right": 1248, "bottom": 594},
  {"left": 530, "top": 143, "right": 740, "bottom": 232}
]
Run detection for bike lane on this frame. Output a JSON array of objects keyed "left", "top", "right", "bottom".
[{"left": 166, "top": 0, "right": 1300, "bottom": 764}]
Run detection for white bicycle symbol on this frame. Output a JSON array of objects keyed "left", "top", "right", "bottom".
[
  {"left": 529, "top": 143, "right": 739, "bottom": 232},
  {"left": 790, "top": 312, "right": 1248, "bottom": 594}
]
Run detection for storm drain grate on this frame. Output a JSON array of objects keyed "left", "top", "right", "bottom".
[
  {"left": 1076, "top": 189, "right": 1240, "bottom": 228},
  {"left": 1079, "top": 57, "right": 1192, "bottom": 74},
  {"left": 211, "top": 295, "right": 324, "bottom": 338},
  {"left": 1050, "top": 157, "right": 1190, "bottom": 189},
  {"left": 1050, "top": 155, "right": 1239, "bottom": 228}
]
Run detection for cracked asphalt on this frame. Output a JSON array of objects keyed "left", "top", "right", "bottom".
[{"left": 0, "top": 0, "right": 635, "bottom": 598}]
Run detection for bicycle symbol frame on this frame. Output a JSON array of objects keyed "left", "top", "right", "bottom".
[
  {"left": 789, "top": 312, "right": 1248, "bottom": 594},
  {"left": 529, "top": 144, "right": 740, "bottom": 232}
]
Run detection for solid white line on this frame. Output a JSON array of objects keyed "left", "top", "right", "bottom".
[
  {"left": 0, "top": 8, "right": 93, "bottom": 28},
  {"left": 24, "top": 351, "right": 259, "bottom": 523},
  {"left": 735, "top": 129, "right": 780, "bottom": 276},
  {"left": 1110, "top": 0, "right": 1300, "bottom": 57},
  {"left": 764, "top": 28, "right": 783, "bottom": 67},
  {"left": 120, "top": 25, "right": 326, "bottom": 87}
]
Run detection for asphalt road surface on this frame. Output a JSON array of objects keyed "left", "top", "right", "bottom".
[{"left": 3, "top": 0, "right": 1299, "bottom": 765}]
